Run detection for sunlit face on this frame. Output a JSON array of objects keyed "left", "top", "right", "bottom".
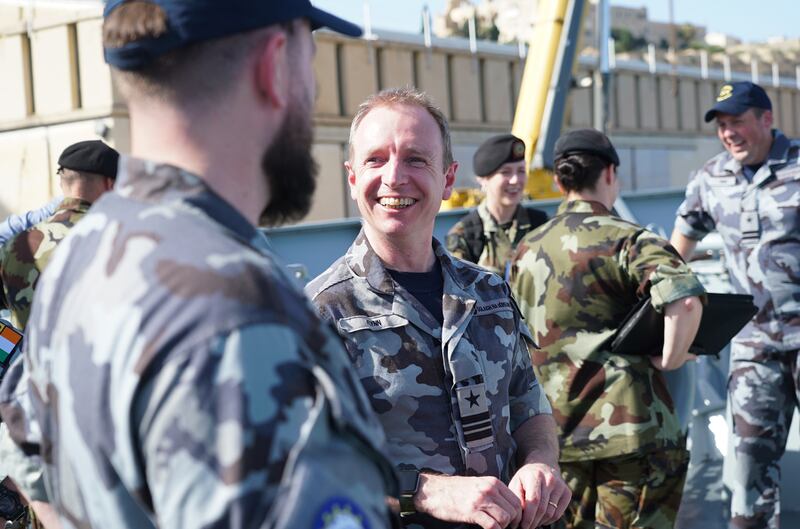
[
  {"left": 480, "top": 159, "right": 527, "bottom": 211},
  {"left": 715, "top": 108, "right": 773, "bottom": 166},
  {"left": 346, "top": 104, "right": 457, "bottom": 244}
]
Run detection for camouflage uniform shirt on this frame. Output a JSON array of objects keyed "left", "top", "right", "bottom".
[
  {"left": 307, "top": 232, "right": 551, "bottom": 488},
  {"left": 675, "top": 129, "right": 800, "bottom": 351},
  {"left": 0, "top": 198, "right": 91, "bottom": 329},
  {"left": 446, "top": 202, "right": 547, "bottom": 278},
  {"left": 512, "top": 200, "right": 705, "bottom": 462},
  {"left": 0, "top": 158, "right": 397, "bottom": 529}
]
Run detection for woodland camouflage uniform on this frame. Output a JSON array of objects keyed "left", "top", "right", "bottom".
[
  {"left": 512, "top": 199, "right": 705, "bottom": 529},
  {"left": 0, "top": 198, "right": 92, "bottom": 329},
  {"left": 446, "top": 201, "right": 547, "bottom": 278}
]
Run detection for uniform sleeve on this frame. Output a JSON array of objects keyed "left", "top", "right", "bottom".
[
  {"left": 675, "top": 170, "right": 715, "bottom": 241},
  {"left": 445, "top": 223, "right": 472, "bottom": 262},
  {"left": 0, "top": 354, "right": 48, "bottom": 502},
  {"left": 0, "top": 197, "right": 60, "bottom": 248},
  {"left": 507, "top": 319, "right": 552, "bottom": 433},
  {"left": 624, "top": 231, "right": 706, "bottom": 312},
  {"left": 139, "top": 323, "right": 394, "bottom": 529}
]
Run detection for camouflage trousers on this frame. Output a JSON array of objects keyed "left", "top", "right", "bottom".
[
  {"left": 727, "top": 344, "right": 800, "bottom": 529},
  {"left": 553, "top": 448, "right": 689, "bottom": 529}
]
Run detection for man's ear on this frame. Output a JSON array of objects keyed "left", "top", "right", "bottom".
[
  {"left": 762, "top": 109, "right": 774, "bottom": 129},
  {"left": 441, "top": 161, "right": 458, "bottom": 200},
  {"left": 345, "top": 160, "right": 358, "bottom": 200},
  {"left": 553, "top": 174, "right": 566, "bottom": 195},
  {"left": 255, "top": 30, "right": 289, "bottom": 109}
]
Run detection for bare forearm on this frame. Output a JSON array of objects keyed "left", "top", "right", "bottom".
[
  {"left": 669, "top": 228, "right": 698, "bottom": 261},
  {"left": 513, "top": 414, "right": 560, "bottom": 469},
  {"left": 659, "top": 295, "right": 703, "bottom": 370}
]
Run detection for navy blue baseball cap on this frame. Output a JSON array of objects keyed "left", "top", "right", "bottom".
[
  {"left": 704, "top": 81, "right": 772, "bottom": 123},
  {"left": 104, "top": 0, "right": 362, "bottom": 71}
]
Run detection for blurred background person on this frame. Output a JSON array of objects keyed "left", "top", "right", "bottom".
[
  {"left": 446, "top": 134, "right": 547, "bottom": 279},
  {"left": 512, "top": 128, "right": 705, "bottom": 529}
]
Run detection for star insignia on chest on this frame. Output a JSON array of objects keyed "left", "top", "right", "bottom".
[{"left": 466, "top": 391, "right": 481, "bottom": 408}]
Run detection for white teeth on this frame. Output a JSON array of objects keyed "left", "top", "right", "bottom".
[{"left": 379, "top": 197, "right": 416, "bottom": 208}]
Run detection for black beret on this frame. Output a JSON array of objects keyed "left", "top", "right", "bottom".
[
  {"left": 473, "top": 134, "right": 526, "bottom": 177},
  {"left": 57, "top": 140, "right": 119, "bottom": 180},
  {"left": 554, "top": 128, "right": 620, "bottom": 167}
]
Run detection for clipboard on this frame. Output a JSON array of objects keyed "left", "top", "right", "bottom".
[{"left": 609, "top": 293, "right": 757, "bottom": 357}]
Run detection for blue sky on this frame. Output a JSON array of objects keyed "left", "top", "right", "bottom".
[{"left": 314, "top": 1, "right": 799, "bottom": 44}]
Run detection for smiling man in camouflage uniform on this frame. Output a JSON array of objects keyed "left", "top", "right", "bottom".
[
  {"left": 670, "top": 82, "right": 800, "bottom": 529},
  {"left": 307, "top": 87, "right": 570, "bottom": 529},
  {"left": 0, "top": 1, "right": 397, "bottom": 528},
  {"left": 513, "top": 129, "right": 705, "bottom": 529}
]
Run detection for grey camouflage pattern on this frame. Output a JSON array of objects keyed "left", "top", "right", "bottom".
[
  {"left": 0, "top": 157, "right": 397, "bottom": 529},
  {"left": 675, "top": 129, "right": 800, "bottom": 529},
  {"left": 306, "top": 231, "right": 550, "bottom": 487}
]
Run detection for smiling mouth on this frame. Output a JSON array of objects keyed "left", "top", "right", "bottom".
[{"left": 378, "top": 197, "right": 417, "bottom": 209}]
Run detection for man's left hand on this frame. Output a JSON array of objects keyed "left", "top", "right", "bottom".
[{"left": 507, "top": 462, "right": 570, "bottom": 529}]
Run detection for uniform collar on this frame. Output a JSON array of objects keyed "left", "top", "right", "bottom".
[
  {"left": 556, "top": 199, "right": 611, "bottom": 216},
  {"left": 114, "top": 155, "right": 261, "bottom": 250},
  {"left": 53, "top": 197, "right": 93, "bottom": 216},
  {"left": 477, "top": 202, "right": 529, "bottom": 233},
  {"left": 345, "top": 229, "right": 478, "bottom": 295}
]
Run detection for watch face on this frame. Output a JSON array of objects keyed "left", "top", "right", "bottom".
[
  {"left": 0, "top": 485, "right": 22, "bottom": 519},
  {"left": 397, "top": 469, "right": 419, "bottom": 494}
]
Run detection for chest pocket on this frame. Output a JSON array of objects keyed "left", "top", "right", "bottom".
[{"left": 764, "top": 166, "right": 800, "bottom": 234}]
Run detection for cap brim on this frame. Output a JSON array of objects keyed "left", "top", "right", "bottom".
[
  {"left": 307, "top": 7, "right": 362, "bottom": 37},
  {"left": 704, "top": 102, "right": 750, "bottom": 123}
]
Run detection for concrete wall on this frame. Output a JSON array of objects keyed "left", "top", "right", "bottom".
[{"left": 2, "top": 12, "right": 799, "bottom": 224}]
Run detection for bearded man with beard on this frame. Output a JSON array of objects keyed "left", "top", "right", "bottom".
[{"left": 0, "top": 2, "right": 398, "bottom": 528}]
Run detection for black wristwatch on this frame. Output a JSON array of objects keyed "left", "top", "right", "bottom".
[
  {"left": 397, "top": 469, "right": 420, "bottom": 517},
  {"left": 0, "top": 483, "right": 25, "bottom": 523}
]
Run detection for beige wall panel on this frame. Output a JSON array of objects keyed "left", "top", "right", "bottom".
[
  {"left": 415, "top": 52, "right": 451, "bottom": 119},
  {"left": 567, "top": 86, "right": 592, "bottom": 128},
  {"left": 778, "top": 90, "right": 795, "bottom": 137},
  {"left": 510, "top": 60, "right": 524, "bottom": 113},
  {"left": 638, "top": 76, "right": 658, "bottom": 130},
  {"left": 450, "top": 55, "right": 482, "bottom": 123},
  {"left": 339, "top": 43, "right": 378, "bottom": 117},
  {"left": 0, "top": 7, "right": 22, "bottom": 27},
  {"left": 0, "top": 35, "right": 29, "bottom": 122},
  {"left": 615, "top": 73, "right": 637, "bottom": 130},
  {"left": 31, "top": 26, "right": 74, "bottom": 115},
  {"left": 77, "top": 19, "right": 112, "bottom": 111},
  {"left": 307, "top": 143, "right": 347, "bottom": 222},
  {"left": 658, "top": 78, "right": 679, "bottom": 132},
  {"left": 379, "top": 48, "right": 414, "bottom": 90},
  {"left": 679, "top": 79, "right": 698, "bottom": 132},
  {"left": 313, "top": 39, "right": 340, "bottom": 117},
  {"left": 697, "top": 80, "right": 717, "bottom": 134},
  {"left": 794, "top": 93, "right": 800, "bottom": 138},
  {"left": 482, "top": 58, "right": 513, "bottom": 125},
  {"left": 0, "top": 130, "right": 51, "bottom": 215}
]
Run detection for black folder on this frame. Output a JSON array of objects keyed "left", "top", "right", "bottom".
[{"left": 609, "top": 293, "right": 758, "bottom": 357}]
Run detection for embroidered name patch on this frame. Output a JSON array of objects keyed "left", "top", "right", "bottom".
[{"left": 475, "top": 300, "right": 513, "bottom": 317}]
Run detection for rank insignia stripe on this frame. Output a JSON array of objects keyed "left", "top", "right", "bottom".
[{"left": 456, "top": 383, "right": 494, "bottom": 448}]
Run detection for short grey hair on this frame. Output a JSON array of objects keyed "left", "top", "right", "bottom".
[{"left": 348, "top": 87, "right": 454, "bottom": 169}]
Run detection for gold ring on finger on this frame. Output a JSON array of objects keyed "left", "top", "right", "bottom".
[{"left": 548, "top": 501, "right": 558, "bottom": 509}]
